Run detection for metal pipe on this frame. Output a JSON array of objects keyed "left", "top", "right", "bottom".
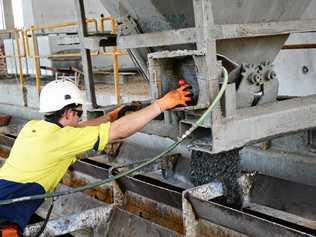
[
  {"left": 23, "top": 18, "right": 98, "bottom": 59},
  {"left": 31, "top": 26, "right": 41, "bottom": 92},
  {"left": 30, "top": 21, "right": 77, "bottom": 31},
  {"left": 48, "top": 51, "right": 128, "bottom": 58},
  {"left": 100, "top": 16, "right": 123, "bottom": 105},
  {"left": 85, "top": 18, "right": 98, "bottom": 32},
  {"left": 27, "top": 18, "right": 97, "bottom": 32},
  {"left": 24, "top": 29, "right": 31, "bottom": 57},
  {"left": 99, "top": 16, "right": 115, "bottom": 32},
  {"left": 113, "top": 48, "right": 120, "bottom": 105},
  {"left": 14, "top": 30, "right": 24, "bottom": 87},
  {"left": 110, "top": 19, "right": 120, "bottom": 105},
  {"left": 0, "top": 50, "right": 128, "bottom": 59},
  {"left": 20, "top": 31, "right": 27, "bottom": 57}
]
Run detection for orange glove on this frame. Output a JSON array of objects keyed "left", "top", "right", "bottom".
[
  {"left": 156, "top": 85, "right": 192, "bottom": 112},
  {"left": 106, "top": 102, "right": 143, "bottom": 122},
  {"left": 106, "top": 106, "right": 124, "bottom": 122}
]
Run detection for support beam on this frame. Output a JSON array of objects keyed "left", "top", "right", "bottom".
[
  {"left": 212, "top": 95, "right": 316, "bottom": 153},
  {"left": 193, "top": 0, "right": 222, "bottom": 127},
  {"left": 118, "top": 27, "right": 197, "bottom": 50},
  {"left": 74, "top": 0, "right": 97, "bottom": 109},
  {"left": 118, "top": 20, "right": 316, "bottom": 49},
  {"left": 216, "top": 19, "right": 316, "bottom": 39}
]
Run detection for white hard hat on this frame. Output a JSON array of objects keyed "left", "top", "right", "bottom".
[{"left": 39, "top": 80, "right": 84, "bottom": 113}]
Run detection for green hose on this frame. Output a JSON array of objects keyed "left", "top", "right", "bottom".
[{"left": 0, "top": 67, "right": 229, "bottom": 206}]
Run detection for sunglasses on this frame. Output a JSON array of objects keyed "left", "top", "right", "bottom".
[{"left": 72, "top": 109, "right": 83, "bottom": 118}]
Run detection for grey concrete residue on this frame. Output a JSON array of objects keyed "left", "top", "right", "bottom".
[{"left": 190, "top": 149, "right": 242, "bottom": 207}]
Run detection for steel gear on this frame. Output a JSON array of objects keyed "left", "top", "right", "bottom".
[{"left": 241, "top": 64, "right": 263, "bottom": 86}]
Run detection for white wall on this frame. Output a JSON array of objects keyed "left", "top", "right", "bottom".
[{"left": 21, "top": 0, "right": 110, "bottom": 28}]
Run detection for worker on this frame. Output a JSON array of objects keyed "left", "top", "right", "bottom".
[{"left": 0, "top": 79, "right": 192, "bottom": 236}]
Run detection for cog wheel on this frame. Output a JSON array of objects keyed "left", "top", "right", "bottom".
[
  {"left": 259, "top": 61, "right": 277, "bottom": 81},
  {"left": 241, "top": 64, "right": 263, "bottom": 86}
]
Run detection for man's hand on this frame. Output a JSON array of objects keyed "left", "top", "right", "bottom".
[
  {"left": 106, "top": 102, "right": 142, "bottom": 122},
  {"left": 108, "top": 86, "right": 191, "bottom": 142},
  {"left": 106, "top": 106, "right": 124, "bottom": 122},
  {"left": 156, "top": 85, "right": 192, "bottom": 112}
]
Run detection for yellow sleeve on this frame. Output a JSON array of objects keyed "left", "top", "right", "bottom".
[
  {"left": 97, "top": 123, "right": 111, "bottom": 151},
  {"left": 57, "top": 122, "right": 111, "bottom": 158}
]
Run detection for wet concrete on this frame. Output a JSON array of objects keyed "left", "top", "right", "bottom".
[{"left": 190, "top": 149, "right": 242, "bottom": 207}]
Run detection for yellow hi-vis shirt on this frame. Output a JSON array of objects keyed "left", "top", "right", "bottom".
[{"left": 0, "top": 120, "right": 110, "bottom": 192}]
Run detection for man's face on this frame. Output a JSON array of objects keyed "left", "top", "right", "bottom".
[{"left": 66, "top": 106, "right": 83, "bottom": 127}]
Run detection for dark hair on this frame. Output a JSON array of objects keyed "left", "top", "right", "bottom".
[{"left": 44, "top": 103, "right": 80, "bottom": 124}]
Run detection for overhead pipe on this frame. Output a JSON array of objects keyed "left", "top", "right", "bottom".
[{"left": 0, "top": 48, "right": 128, "bottom": 59}]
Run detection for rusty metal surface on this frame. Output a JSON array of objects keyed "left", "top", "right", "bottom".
[
  {"left": 0, "top": 134, "right": 14, "bottom": 158},
  {"left": 124, "top": 192, "right": 184, "bottom": 234},
  {"left": 63, "top": 160, "right": 113, "bottom": 203},
  {"left": 117, "top": 174, "right": 183, "bottom": 209},
  {"left": 0, "top": 146, "right": 10, "bottom": 158},
  {"left": 107, "top": 207, "right": 182, "bottom": 237},
  {"left": 0, "top": 114, "right": 11, "bottom": 126},
  {"left": 198, "top": 219, "right": 248, "bottom": 237},
  {"left": 71, "top": 159, "right": 111, "bottom": 179},
  {"left": 62, "top": 170, "right": 113, "bottom": 204}
]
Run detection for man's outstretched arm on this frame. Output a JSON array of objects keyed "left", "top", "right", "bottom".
[
  {"left": 77, "top": 106, "right": 123, "bottom": 127},
  {"left": 109, "top": 85, "right": 192, "bottom": 142}
]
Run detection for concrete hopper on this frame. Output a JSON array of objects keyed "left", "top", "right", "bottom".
[{"left": 100, "top": 0, "right": 314, "bottom": 63}]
